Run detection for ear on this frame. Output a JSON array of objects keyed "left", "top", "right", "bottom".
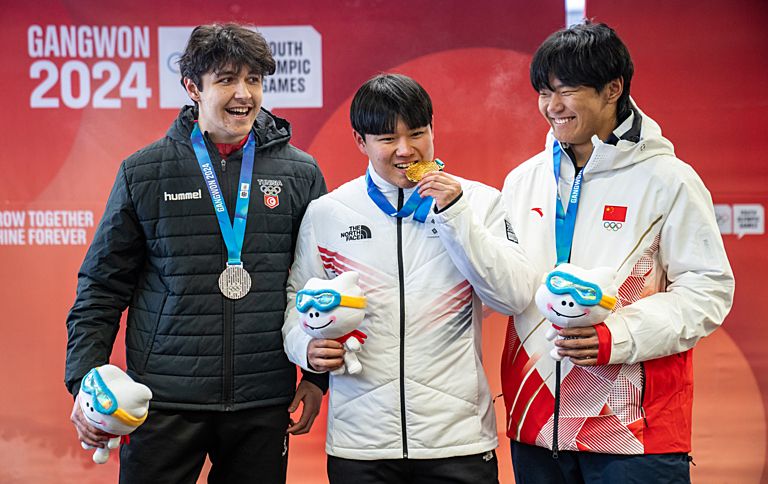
[
  {"left": 352, "top": 130, "right": 368, "bottom": 156},
  {"left": 183, "top": 78, "right": 201, "bottom": 102},
  {"left": 429, "top": 115, "right": 435, "bottom": 140},
  {"left": 603, "top": 78, "right": 624, "bottom": 104}
]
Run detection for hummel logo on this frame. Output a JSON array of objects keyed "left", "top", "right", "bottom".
[
  {"left": 340, "top": 225, "right": 372, "bottom": 241},
  {"left": 164, "top": 189, "right": 202, "bottom": 201}
]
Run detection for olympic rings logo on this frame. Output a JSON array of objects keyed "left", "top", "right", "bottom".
[
  {"left": 603, "top": 221, "right": 622, "bottom": 231},
  {"left": 260, "top": 185, "right": 282, "bottom": 196}
]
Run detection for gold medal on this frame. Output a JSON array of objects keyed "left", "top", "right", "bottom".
[{"left": 405, "top": 158, "right": 445, "bottom": 182}]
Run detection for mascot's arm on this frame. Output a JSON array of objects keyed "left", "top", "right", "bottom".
[
  {"left": 604, "top": 170, "right": 734, "bottom": 364},
  {"left": 435, "top": 183, "right": 537, "bottom": 315}
]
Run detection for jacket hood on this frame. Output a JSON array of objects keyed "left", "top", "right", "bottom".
[
  {"left": 545, "top": 99, "right": 677, "bottom": 176},
  {"left": 167, "top": 104, "right": 292, "bottom": 150}
]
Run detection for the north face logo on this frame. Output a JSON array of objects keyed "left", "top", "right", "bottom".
[{"left": 340, "top": 225, "right": 372, "bottom": 241}]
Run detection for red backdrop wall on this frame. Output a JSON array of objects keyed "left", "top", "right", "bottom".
[{"left": 1, "top": 0, "right": 764, "bottom": 482}]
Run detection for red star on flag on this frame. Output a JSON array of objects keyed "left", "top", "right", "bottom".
[{"left": 603, "top": 205, "right": 627, "bottom": 222}]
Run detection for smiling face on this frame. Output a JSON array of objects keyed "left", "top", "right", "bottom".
[
  {"left": 184, "top": 65, "right": 263, "bottom": 144},
  {"left": 354, "top": 118, "right": 434, "bottom": 189},
  {"left": 300, "top": 308, "right": 347, "bottom": 339},
  {"left": 297, "top": 272, "right": 366, "bottom": 340},
  {"left": 535, "top": 289, "right": 595, "bottom": 328},
  {"left": 538, "top": 76, "right": 622, "bottom": 166},
  {"left": 534, "top": 264, "right": 617, "bottom": 329}
]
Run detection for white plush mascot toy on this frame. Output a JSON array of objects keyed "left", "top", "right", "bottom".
[
  {"left": 535, "top": 263, "right": 618, "bottom": 360},
  {"left": 296, "top": 271, "right": 367, "bottom": 375},
  {"left": 78, "top": 364, "right": 152, "bottom": 464}
]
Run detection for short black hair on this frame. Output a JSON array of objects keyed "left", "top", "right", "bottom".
[
  {"left": 530, "top": 21, "right": 634, "bottom": 119},
  {"left": 350, "top": 74, "right": 433, "bottom": 137},
  {"left": 178, "top": 23, "right": 276, "bottom": 90}
]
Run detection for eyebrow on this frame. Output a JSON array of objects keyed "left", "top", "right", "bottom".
[{"left": 212, "top": 69, "right": 238, "bottom": 78}]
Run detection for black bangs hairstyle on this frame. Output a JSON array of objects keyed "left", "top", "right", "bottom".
[
  {"left": 350, "top": 74, "right": 433, "bottom": 137},
  {"left": 530, "top": 21, "right": 634, "bottom": 119},
  {"left": 178, "top": 23, "right": 276, "bottom": 90}
]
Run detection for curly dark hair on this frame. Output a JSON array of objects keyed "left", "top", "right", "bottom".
[{"left": 178, "top": 23, "right": 276, "bottom": 90}]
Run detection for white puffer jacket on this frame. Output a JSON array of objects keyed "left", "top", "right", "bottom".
[
  {"left": 500, "top": 102, "right": 734, "bottom": 454},
  {"left": 283, "top": 165, "right": 536, "bottom": 460}
]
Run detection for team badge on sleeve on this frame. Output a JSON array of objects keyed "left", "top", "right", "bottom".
[{"left": 505, "top": 219, "right": 518, "bottom": 243}]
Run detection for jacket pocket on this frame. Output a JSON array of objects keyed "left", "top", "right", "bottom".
[{"left": 137, "top": 292, "right": 168, "bottom": 375}]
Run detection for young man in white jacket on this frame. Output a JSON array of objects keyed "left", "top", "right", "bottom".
[
  {"left": 283, "top": 73, "right": 537, "bottom": 483},
  {"left": 500, "top": 21, "right": 734, "bottom": 483}
]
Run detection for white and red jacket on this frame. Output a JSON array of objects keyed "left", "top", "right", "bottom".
[
  {"left": 501, "top": 102, "right": 734, "bottom": 455},
  {"left": 283, "top": 165, "right": 536, "bottom": 460}
]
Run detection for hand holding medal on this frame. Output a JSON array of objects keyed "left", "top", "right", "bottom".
[
  {"left": 405, "top": 158, "right": 444, "bottom": 183},
  {"left": 414, "top": 159, "right": 462, "bottom": 211}
]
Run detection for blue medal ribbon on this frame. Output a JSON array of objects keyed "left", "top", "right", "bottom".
[
  {"left": 191, "top": 124, "right": 255, "bottom": 265},
  {"left": 553, "top": 141, "right": 585, "bottom": 265},
  {"left": 365, "top": 169, "right": 433, "bottom": 223}
]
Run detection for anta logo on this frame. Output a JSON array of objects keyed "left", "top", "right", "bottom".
[
  {"left": 164, "top": 189, "right": 202, "bottom": 201},
  {"left": 340, "top": 225, "right": 372, "bottom": 241}
]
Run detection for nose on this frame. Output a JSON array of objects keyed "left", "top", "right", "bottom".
[
  {"left": 395, "top": 137, "right": 414, "bottom": 157},
  {"left": 546, "top": 92, "right": 563, "bottom": 114},
  {"left": 233, "top": 79, "right": 252, "bottom": 99}
]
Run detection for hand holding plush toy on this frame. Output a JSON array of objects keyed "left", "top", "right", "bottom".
[
  {"left": 297, "top": 271, "right": 367, "bottom": 375},
  {"left": 78, "top": 364, "right": 152, "bottom": 464},
  {"left": 534, "top": 263, "right": 618, "bottom": 360}
]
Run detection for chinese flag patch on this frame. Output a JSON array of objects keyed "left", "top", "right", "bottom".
[{"left": 603, "top": 205, "right": 627, "bottom": 222}]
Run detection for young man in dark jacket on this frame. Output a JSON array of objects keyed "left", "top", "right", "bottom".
[{"left": 66, "top": 23, "right": 327, "bottom": 483}]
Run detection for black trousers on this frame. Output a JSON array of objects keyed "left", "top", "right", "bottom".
[
  {"left": 327, "top": 451, "right": 498, "bottom": 484},
  {"left": 119, "top": 405, "right": 289, "bottom": 484},
  {"left": 510, "top": 441, "right": 691, "bottom": 484}
]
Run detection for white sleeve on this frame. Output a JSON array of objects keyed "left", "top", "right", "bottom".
[
  {"left": 605, "top": 167, "right": 735, "bottom": 364},
  {"left": 282, "top": 202, "right": 326, "bottom": 372},
  {"left": 434, "top": 185, "right": 538, "bottom": 315}
]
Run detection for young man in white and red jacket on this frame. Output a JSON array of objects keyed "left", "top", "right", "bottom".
[
  {"left": 501, "top": 21, "right": 734, "bottom": 483},
  {"left": 283, "top": 73, "right": 537, "bottom": 484}
]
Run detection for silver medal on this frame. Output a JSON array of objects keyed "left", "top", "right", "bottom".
[{"left": 218, "top": 264, "right": 252, "bottom": 300}]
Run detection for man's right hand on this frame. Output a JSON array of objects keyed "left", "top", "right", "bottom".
[
  {"left": 307, "top": 339, "right": 345, "bottom": 372},
  {"left": 70, "top": 393, "right": 114, "bottom": 448}
]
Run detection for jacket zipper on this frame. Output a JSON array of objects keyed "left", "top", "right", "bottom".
[
  {"left": 552, "top": 360, "right": 561, "bottom": 459},
  {"left": 640, "top": 362, "right": 648, "bottom": 426},
  {"left": 397, "top": 188, "right": 408, "bottom": 459},
  {"left": 220, "top": 147, "right": 233, "bottom": 410},
  {"left": 203, "top": 133, "right": 235, "bottom": 410}
]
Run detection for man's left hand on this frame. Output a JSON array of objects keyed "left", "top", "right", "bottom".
[
  {"left": 417, "top": 171, "right": 462, "bottom": 211},
  {"left": 287, "top": 379, "right": 323, "bottom": 435},
  {"left": 555, "top": 326, "right": 599, "bottom": 366}
]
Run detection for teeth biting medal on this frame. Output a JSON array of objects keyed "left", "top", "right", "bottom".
[{"left": 405, "top": 158, "right": 445, "bottom": 182}]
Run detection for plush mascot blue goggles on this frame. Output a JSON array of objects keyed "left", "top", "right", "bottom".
[
  {"left": 295, "top": 289, "right": 367, "bottom": 313},
  {"left": 81, "top": 367, "right": 147, "bottom": 426},
  {"left": 545, "top": 271, "right": 617, "bottom": 310},
  {"left": 81, "top": 368, "right": 118, "bottom": 415}
]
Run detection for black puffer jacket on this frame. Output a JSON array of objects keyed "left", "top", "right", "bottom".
[{"left": 66, "top": 106, "right": 327, "bottom": 410}]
